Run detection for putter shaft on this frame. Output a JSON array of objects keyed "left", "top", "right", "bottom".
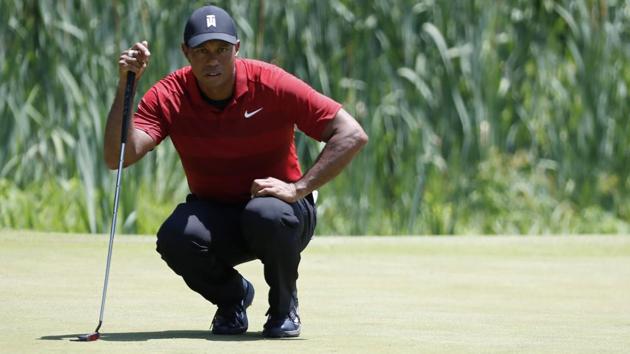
[{"left": 79, "top": 71, "right": 136, "bottom": 342}]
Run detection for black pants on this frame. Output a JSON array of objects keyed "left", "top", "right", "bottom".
[{"left": 156, "top": 194, "right": 316, "bottom": 316}]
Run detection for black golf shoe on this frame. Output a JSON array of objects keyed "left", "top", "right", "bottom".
[
  {"left": 262, "top": 306, "right": 301, "bottom": 338},
  {"left": 211, "top": 279, "right": 255, "bottom": 335}
]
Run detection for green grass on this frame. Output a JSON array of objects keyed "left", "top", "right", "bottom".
[{"left": 1, "top": 231, "right": 629, "bottom": 353}]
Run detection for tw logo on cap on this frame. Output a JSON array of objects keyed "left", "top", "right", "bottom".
[{"left": 206, "top": 15, "right": 217, "bottom": 28}]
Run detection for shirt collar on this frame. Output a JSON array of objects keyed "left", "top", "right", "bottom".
[{"left": 232, "top": 58, "right": 248, "bottom": 101}]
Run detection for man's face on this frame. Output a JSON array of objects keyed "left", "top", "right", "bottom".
[{"left": 182, "top": 39, "right": 240, "bottom": 98}]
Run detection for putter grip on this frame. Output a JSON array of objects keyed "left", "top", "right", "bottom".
[{"left": 120, "top": 71, "right": 136, "bottom": 143}]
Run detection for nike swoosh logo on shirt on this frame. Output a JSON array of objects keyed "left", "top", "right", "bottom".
[{"left": 244, "top": 107, "right": 263, "bottom": 119}]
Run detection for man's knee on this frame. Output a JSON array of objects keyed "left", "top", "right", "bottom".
[
  {"left": 156, "top": 213, "right": 210, "bottom": 259},
  {"left": 241, "top": 197, "right": 300, "bottom": 241}
]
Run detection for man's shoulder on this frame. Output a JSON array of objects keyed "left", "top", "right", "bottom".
[
  {"left": 238, "top": 58, "right": 283, "bottom": 73},
  {"left": 150, "top": 66, "right": 193, "bottom": 96},
  {"left": 139, "top": 66, "right": 194, "bottom": 114},
  {"left": 238, "top": 58, "right": 288, "bottom": 86}
]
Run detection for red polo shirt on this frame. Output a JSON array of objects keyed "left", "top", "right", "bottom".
[{"left": 134, "top": 58, "right": 342, "bottom": 203}]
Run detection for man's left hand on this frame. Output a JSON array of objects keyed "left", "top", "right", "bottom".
[{"left": 250, "top": 177, "right": 301, "bottom": 203}]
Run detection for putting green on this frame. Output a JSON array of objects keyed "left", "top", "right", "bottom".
[{"left": 1, "top": 231, "right": 629, "bottom": 353}]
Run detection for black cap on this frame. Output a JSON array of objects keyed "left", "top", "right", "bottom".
[{"left": 184, "top": 5, "right": 238, "bottom": 47}]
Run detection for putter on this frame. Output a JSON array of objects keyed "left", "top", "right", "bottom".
[{"left": 78, "top": 71, "right": 136, "bottom": 342}]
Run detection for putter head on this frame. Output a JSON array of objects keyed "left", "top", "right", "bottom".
[{"left": 77, "top": 332, "right": 100, "bottom": 341}]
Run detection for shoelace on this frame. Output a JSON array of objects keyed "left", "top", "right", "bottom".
[
  {"left": 215, "top": 303, "right": 245, "bottom": 325},
  {"left": 265, "top": 308, "right": 300, "bottom": 325}
]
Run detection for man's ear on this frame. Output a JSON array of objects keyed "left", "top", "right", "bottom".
[
  {"left": 181, "top": 43, "right": 191, "bottom": 62},
  {"left": 235, "top": 41, "right": 241, "bottom": 56}
]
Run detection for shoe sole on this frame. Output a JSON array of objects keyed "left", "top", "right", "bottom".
[
  {"left": 262, "top": 328, "right": 300, "bottom": 338},
  {"left": 212, "top": 327, "right": 248, "bottom": 335}
]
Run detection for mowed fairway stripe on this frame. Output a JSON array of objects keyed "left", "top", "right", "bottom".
[{"left": 0, "top": 232, "right": 629, "bottom": 353}]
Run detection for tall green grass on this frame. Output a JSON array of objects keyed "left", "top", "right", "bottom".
[{"left": 1, "top": 0, "right": 629, "bottom": 235}]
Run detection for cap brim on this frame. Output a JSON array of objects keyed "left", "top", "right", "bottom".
[{"left": 187, "top": 33, "right": 238, "bottom": 47}]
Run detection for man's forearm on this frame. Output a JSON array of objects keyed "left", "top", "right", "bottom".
[
  {"left": 294, "top": 126, "right": 368, "bottom": 198},
  {"left": 103, "top": 80, "right": 137, "bottom": 169},
  {"left": 249, "top": 109, "right": 367, "bottom": 203}
]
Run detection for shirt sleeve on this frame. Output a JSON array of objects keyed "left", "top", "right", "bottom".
[
  {"left": 134, "top": 86, "right": 169, "bottom": 145},
  {"left": 275, "top": 70, "right": 342, "bottom": 141}
]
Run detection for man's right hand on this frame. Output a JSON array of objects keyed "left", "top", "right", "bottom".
[
  {"left": 119, "top": 41, "right": 151, "bottom": 81},
  {"left": 104, "top": 40, "right": 156, "bottom": 169}
]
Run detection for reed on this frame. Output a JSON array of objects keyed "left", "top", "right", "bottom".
[{"left": 1, "top": 0, "right": 629, "bottom": 235}]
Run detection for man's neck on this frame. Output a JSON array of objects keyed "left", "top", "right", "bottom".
[
  {"left": 199, "top": 84, "right": 233, "bottom": 101},
  {"left": 198, "top": 82, "right": 233, "bottom": 109}
]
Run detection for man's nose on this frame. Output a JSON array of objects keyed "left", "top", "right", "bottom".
[{"left": 206, "top": 54, "right": 221, "bottom": 65}]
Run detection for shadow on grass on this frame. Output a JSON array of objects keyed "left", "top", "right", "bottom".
[{"left": 39, "top": 330, "right": 303, "bottom": 342}]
